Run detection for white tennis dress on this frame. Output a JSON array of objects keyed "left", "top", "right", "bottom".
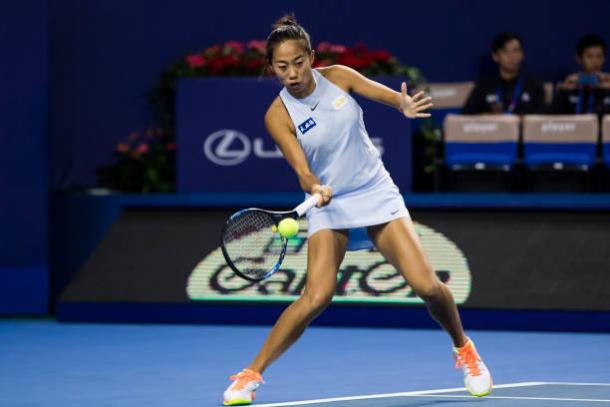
[{"left": 279, "top": 69, "right": 410, "bottom": 250}]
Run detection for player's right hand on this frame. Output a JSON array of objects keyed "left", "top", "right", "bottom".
[{"left": 311, "top": 184, "right": 333, "bottom": 207}]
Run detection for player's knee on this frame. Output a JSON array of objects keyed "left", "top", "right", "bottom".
[
  {"left": 413, "top": 280, "right": 443, "bottom": 302},
  {"left": 302, "top": 290, "right": 334, "bottom": 313}
]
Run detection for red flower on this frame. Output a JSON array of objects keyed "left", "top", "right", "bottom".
[
  {"left": 313, "top": 58, "right": 333, "bottom": 68},
  {"left": 337, "top": 49, "right": 374, "bottom": 70},
  {"left": 116, "top": 143, "right": 129, "bottom": 153},
  {"left": 204, "top": 45, "right": 221, "bottom": 57},
  {"left": 127, "top": 131, "right": 140, "bottom": 142},
  {"left": 353, "top": 42, "right": 370, "bottom": 53},
  {"left": 185, "top": 54, "right": 206, "bottom": 68},
  {"left": 208, "top": 55, "right": 241, "bottom": 74},
  {"left": 247, "top": 40, "right": 267, "bottom": 53},
  {"left": 135, "top": 143, "right": 149, "bottom": 155},
  {"left": 245, "top": 58, "right": 265, "bottom": 71},
  {"left": 317, "top": 41, "right": 332, "bottom": 53},
  {"left": 330, "top": 44, "right": 347, "bottom": 53},
  {"left": 224, "top": 41, "right": 245, "bottom": 54},
  {"left": 371, "top": 50, "right": 392, "bottom": 63}
]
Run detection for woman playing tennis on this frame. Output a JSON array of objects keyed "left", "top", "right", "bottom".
[{"left": 223, "top": 15, "right": 492, "bottom": 405}]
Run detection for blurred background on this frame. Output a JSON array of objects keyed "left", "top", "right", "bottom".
[{"left": 2, "top": 0, "right": 610, "bottom": 331}]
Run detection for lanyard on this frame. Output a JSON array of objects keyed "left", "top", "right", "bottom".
[
  {"left": 576, "top": 87, "right": 595, "bottom": 114},
  {"left": 496, "top": 76, "right": 524, "bottom": 114}
]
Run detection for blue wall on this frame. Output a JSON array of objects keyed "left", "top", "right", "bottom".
[
  {"left": 0, "top": 0, "right": 49, "bottom": 313},
  {"left": 1, "top": 0, "right": 608, "bottom": 315},
  {"left": 49, "top": 0, "right": 610, "bottom": 189}
]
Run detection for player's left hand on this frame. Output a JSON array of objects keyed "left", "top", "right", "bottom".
[
  {"left": 398, "top": 82, "right": 433, "bottom": 119},
  {"left": 311, "top": 184, "right": 333, "bottom": 208}
]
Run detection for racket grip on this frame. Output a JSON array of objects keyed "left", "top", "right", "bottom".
[{"left": 295, "top": 193, "right": 322, "bottom": 217}]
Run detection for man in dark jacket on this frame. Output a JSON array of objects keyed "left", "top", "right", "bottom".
[{"left": 463, "top": 33, "right": 546, "bottom": 115}]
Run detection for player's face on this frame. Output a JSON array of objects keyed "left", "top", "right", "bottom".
[
  {"left": 271, "top": 40, "right": 315, "bottom": 98},
  {"left": 492, "top": 39, "right": 523, "bottom": 74},
  {"left": 578, "top": 46, "right": 605, "bottom": 73}
]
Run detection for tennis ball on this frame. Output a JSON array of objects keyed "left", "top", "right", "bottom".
[{"left": 278, "top": 218, "right": 299, "bottom": 238}]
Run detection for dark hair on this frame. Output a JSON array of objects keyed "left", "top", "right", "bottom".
[
  {"left": 491, "top": 32, "right": 523, "bottom": 53},
  {"left": 266, "top": 14, "right": 312, "bottom": 64},
  {"left": 576, "top": 34, "right": 606, "bottom": 57}
]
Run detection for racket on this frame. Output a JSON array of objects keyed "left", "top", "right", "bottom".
[{"left": 221, "top": 194, "right": 321, "bottom": 281}]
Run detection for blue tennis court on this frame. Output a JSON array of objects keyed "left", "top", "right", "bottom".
[{"left": 2, "top": 320, "right": 609, "bottom": 406}]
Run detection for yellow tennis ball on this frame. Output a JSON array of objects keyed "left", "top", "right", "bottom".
[
  {"left": 278, "top": 218, "right": 299, "bottom": 238},
  {"left": 271, "top": 225, "right": 278, "bottom": 233}
]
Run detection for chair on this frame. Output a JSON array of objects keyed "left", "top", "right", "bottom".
[
  {"left": 415, "top": 82, "right": 474, "bottom": 124},
  {"left": 523, "top": 114, "right": 598, "bottom": 169},
  {"left": 426, "top": 82, "right": 475, "bottom": 110},
  {"left": 412, "top": 83, "right": 474, "bottom": 191},
  {"left": 523, "top": 114, "right": 598, "bottom": 191},
  {"left": 443, "top": 114, "right": 520, "bottom": 170},
  {"left": 440, "top": 114, "right": 520, "bottom": 191}
]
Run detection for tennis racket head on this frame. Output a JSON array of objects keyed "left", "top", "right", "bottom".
[{"left": 221, "top": 208, "right": 296, "bottom": 281}]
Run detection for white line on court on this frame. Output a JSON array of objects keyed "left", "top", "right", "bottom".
[
  {"left": 413, "top": 394, "right": 610, "bottom": 403},
  {"left": 254, "top": 381, "right": 547, "bottom": 406},
  {"left": 542, "top": 382, "right": 610, "bottom": 386}
]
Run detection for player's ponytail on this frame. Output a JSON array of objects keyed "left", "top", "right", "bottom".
[{"left": 266, "top": 14, "right": 312, "bottom": 64}]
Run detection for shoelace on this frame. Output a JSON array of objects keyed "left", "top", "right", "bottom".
[
  {"left": 455, "top": 344, "right": 482, "bottom": 376},
  {"left": 229, "top": 369, "right": 265, "bottom": 391}
]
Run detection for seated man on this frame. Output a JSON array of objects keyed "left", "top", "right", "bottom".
[
  {"left": 463, "top": 33, "right": 546, "bottom": 115},
  {"left": 554, "top": 34, "right": 610, "bottom": 115}
]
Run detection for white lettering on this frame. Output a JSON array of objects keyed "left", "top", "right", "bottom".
[
  {"left": 430, "top": 88, "right": 457, "bottom": 98},
  {"left": 541, "top": 122, "right": 576, "bottom": 133},
  {"left": 253, "top": 139, "right": 283, "bottom": 158},
  {"left": 463, "top": 123, "right": 499, "bottom": 133},
  {"left": 204, "top": 129, "right": 286, "bottom": 166}
]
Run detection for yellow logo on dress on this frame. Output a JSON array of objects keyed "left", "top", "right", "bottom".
[{"left": 332, "top": 95, "right": 348, "bottom": 109}]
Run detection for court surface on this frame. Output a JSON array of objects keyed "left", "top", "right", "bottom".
[{"left": 1, "top": 320, "right": 609, "bottom": 406}]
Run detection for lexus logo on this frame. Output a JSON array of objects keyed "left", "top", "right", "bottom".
[
  {"left": 203, "top": 129, "right": 284, "bottom": 166},
  {"left": 203, "top": 130, "right": 251, "bottom": 166},
  {"left": 203, "top": 129, "right": 384, "bottom": 167}
]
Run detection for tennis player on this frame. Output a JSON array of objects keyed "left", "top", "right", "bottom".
[{"left": 223, "top": 15, "right": 492, "bottom": 405}]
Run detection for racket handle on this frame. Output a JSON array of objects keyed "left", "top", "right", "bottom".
[{"left": 294, "top": 193, "right": 322, "bottom": 217}]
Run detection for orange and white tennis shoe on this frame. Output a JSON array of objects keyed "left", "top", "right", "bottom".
[
  {"left": 223, "top": 368, "right": 265, "bottom": 405},
  {"left": 454, "top": 338, "right": 493, "bottom": 397}
]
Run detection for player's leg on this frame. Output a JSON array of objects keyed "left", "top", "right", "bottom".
[
  {"left": 223, "top": 229, "right": 348, "bottom": 405},
  {"left": 368, "top": 217, "right": 466, "bottom": 346},
  {"left": 249, "top": 228, "right": 348, "bottom": 372},
  {"left": 367, "top": 217, "right": 492, "bottom": 397}
]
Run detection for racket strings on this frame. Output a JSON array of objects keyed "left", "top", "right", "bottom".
[{"left": 223, "top": 211, "right": 284, "bottom": 278}]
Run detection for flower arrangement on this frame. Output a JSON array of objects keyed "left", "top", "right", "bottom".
[
  {"left": 100, "top": 40, "right": 429, "bottom": 192},
  {"left": 150, "top": 40, "right": 425, "bottom": 128},
  {"left": 97, "top": 128, "right": 175, "bottom": 193},
  {"left": 178, "top": 40, "right": 422, "bottom": 78}
]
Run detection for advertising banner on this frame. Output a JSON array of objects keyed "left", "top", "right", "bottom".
[
  {"left": 176, "top": 77, "right": 412, "bottom": 193},
  {"left": 61, "top": 209, "right": 610, "bottom": 312}
]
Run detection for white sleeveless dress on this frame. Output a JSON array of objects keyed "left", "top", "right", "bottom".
[{"left": 279, "top": 69, "right": 410, "bottom": 250}]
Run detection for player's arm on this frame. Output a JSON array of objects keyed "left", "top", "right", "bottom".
[
  {"left": 322, "top": 64, "right": 433, "bottom": 118},
  {"left": 264, "top": 98, "right": 332, "bottom": 206}
]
